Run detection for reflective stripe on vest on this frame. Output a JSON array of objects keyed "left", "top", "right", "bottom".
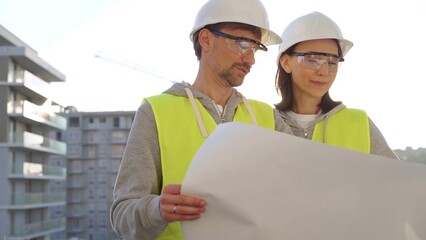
[
  {"left": 145, "top": 93, "right": 275, "bottom": 240},
  {"left": 312, "top": 108, "right": 370, "bottom": 153}
]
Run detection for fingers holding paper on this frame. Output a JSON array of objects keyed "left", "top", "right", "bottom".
[{"left": 160, "top": 184, "right": 207, "bottom": 222}]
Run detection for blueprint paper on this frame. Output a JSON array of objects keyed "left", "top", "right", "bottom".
[{"left": 181, "top": 122, "right": 426, "bottom": 240}]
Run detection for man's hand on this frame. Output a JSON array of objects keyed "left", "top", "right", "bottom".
[{"left": 160, "top": 184, "right": 207, "bottom": 222}]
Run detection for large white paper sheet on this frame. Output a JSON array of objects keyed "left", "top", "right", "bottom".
[{"left": 181, "top": 122, "right": 426, "bottom": 240}]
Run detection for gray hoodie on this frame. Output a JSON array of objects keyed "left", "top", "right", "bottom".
[
  {"left": 278, "top": 103, "right": 398, "bottom": 160},
  {"left": 110, "top": 82, "right": 293, "bottom": 240}
]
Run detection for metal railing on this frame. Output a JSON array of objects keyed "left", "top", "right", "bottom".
[
  {"left": 11, "top": 162, "right": 66, "bottom": 178},
  {"left": 8, "top": 131, "right": 66, "bottom": 155},
  {"left": 10, "top": 217, "right": 66, "bottom": 237},
  {"left": 11, "top": 192, "right": 66, "bottom": 205},
  {"left": 8, "top": 100, "right": 66, "bottom": 130}
]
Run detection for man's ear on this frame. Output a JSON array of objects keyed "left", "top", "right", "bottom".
[{"left": 199, "top": 28, "right": 213, "bottom": 52}]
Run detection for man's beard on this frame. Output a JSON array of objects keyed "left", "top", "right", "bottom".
[{"left": 219, "top": 63, "right": 251, "bottom": 87}]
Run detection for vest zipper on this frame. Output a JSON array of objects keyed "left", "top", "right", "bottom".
[
  {"left": 212, "top": 101, "right": 225, "bottom": 123},
  {"left": 304, "top": 128, "right": 308, "bottom": 138}
]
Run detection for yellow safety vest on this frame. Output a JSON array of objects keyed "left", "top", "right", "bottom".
[
  {"left": 145, "top": 93, "right": 275, "bottom": 240},
  {"left": 312, "top": 108, "right": 370, "bottom": 153}
]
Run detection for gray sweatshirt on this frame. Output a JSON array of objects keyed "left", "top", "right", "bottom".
[
  {"left": 278, "top": 103, "right": 398, "bottom": 160},
  {"left": 110, "top": 82, "right": 293, "bottom": 240}
]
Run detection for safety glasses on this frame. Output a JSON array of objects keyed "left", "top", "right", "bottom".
[
  {"left": 289, "top": 52, "right": 344, "bottom": 72},
  {"left": 209, "top": 29, "right": 267, "bottom": 56}
]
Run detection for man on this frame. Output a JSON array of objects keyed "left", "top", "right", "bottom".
[{"left": 110, "top": 0, "right": 291, "bottom": 239}]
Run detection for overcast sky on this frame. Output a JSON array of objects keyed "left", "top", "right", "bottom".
[{"left": 0, "top": 0, "right": 425, "bottom": 150}]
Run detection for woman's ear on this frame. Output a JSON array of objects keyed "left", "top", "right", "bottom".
[{"left": 279, "top": 54, "right": 292, "bottom": 74}]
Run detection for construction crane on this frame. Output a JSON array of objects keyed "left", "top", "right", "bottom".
[{"left": 94, "top": 51, "right": 179, "bottom": 84}]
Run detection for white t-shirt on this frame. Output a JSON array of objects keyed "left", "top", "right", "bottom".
[
  {"left": 287, "top": 111, "right": 319, "bottom": 129},
  {"left": 215, "top": 104, "right": 224, "bottom": 114}
]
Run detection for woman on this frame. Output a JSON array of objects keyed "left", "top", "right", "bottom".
[{"left": 275, "top": 11, "right": 398, "bottom": 159}]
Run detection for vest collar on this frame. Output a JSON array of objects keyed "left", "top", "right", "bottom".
[{"left": 184, "top": 87, "right": 257, "bottom": 138}]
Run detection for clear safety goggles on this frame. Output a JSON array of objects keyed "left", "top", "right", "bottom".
[
  {"left": 210, "top": 29, "right": 268, "bottom": 56},
  {"left": 289, "top": 52, "right": 344, "bottom": 72}
]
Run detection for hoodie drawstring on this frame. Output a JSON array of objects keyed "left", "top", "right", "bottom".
[
  {"left": 323, "top": 114, "right": 330, "bottom": 143},
  {"left": 184, "top": 87, "right": 209, "bottom": 138},
  {"left": 240, "top": 93, "right": 258, "bottom": 126}
]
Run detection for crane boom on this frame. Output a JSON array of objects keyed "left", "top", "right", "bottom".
[{"left": 94, "top": 51, "right": 179, "bottom": 83}]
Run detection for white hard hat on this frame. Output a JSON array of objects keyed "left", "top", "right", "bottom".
[
  {"left": 190, "top": 0, "right": 282, "bottom": 46},
  {"left": 277, "top": 11, "right": 353, "bottom": 63}
]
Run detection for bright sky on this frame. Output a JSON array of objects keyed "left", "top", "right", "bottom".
[{"left": 0, "top": 0, "right": 425, "bottom": 150}]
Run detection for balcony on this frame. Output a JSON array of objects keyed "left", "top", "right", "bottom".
[
  {"left": 0, "top": 69, "right": 51, "bottom": 105},
  {"left": 8, "top": 100, "right": 67, "bottom": 130},
  {"left": 0, "top": 46, "right": 65, "bottom": 103},
  {"left": 8, "top": 131, "right": 66, "bottom": 155},
  {"left": 9, "top": 217, "right": 66, "bottom": 239},
  {"left": 9, "top": 162, "right": 66, "bottom": 180},
  {"left": 2, "top": 192, "right": 66, "bottom": 210}
]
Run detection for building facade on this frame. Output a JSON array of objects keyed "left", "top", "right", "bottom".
[
  {"left": 0, "top": 25, "right": 67, "bottom": 239},
  {"left": 395, "top": 147, "right": 426, "bottom": 164},
  {"left": 64, "top": 111, "right": 134, "bottom": 240}
]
